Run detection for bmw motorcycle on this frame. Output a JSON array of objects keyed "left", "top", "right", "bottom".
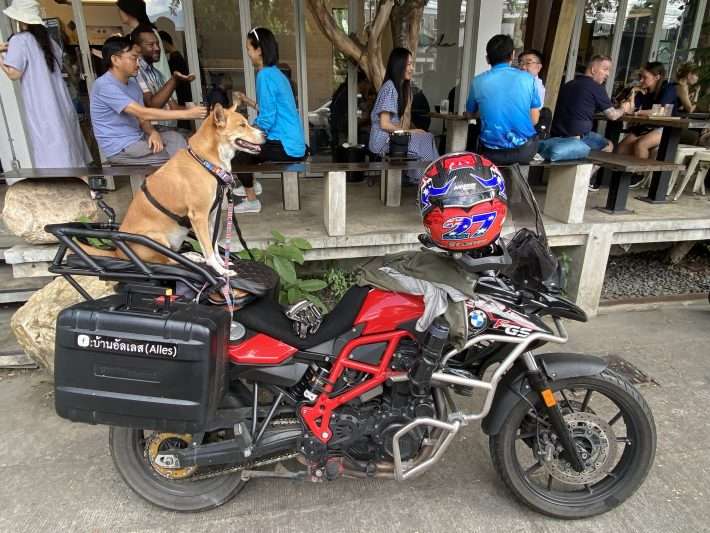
[{"left": 46, "top": 171, "right": 655, "bottom": 519}]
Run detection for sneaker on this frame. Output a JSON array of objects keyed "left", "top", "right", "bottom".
[
  {"left": 234, "top": 199, "right": 262, "bottom": 214},
  {"left": 588, "top": 183, "right": 600, "bottom": 192},
  {"left": 233, "top": 180, "right": 262, "bottom": 197}
]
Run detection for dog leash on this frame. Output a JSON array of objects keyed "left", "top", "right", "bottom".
[
  {"left": 221, "top": 194, "right": 236, "bottom": 314},
  {"left": 188, "top": 145, "right": 254, "bottom": 261}
]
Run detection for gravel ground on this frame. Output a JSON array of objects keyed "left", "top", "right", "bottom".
[{"left": 602, "top": 243, "right": 710, "bottom": 300}]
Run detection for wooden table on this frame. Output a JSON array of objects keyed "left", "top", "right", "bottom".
[
  {"left": 595, "top": 114, "right": 710, "bottom": 203},
  {"left": 427, "top": 112, "right": 478, "bottom": 152}
]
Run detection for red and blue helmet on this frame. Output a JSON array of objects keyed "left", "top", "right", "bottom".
[{"left": 418, "top": 152, "right": 507, "bottom": 251}]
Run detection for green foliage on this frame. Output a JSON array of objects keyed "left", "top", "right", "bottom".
[
  {"left": 324, "top": 267, "right": 356, "bottom": 301},
  {"left": 76, "top": 215, "right": 112, "bottom": 249},
  {"left": 238, "top": 233, "right": 327, "bottom": 311}
]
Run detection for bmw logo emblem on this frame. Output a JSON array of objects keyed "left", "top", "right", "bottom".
[{"left": 469, "top": 309, "right": 487, "bottom": 330}]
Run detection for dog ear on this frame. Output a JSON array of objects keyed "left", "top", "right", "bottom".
[{"left": 213, "top": 103, "right": 226, "bottom": 128}]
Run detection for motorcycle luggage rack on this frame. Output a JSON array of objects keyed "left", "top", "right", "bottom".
[{"left": 44, "top": 222, "right": 224, "bottom": 302}]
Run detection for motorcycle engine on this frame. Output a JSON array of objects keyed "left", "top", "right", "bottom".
[{"left": 328, "top": 382, "right": 435, "bottom": 462}]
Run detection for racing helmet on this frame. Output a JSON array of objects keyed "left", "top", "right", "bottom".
[{"left": 418, "top": 152, "right": 507, "bottom": 251}]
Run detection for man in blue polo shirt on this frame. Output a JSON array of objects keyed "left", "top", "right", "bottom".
[{"left": 466, "top": 34, "right": 540, "bottom": 165}]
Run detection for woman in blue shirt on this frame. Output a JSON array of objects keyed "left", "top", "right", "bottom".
[
  {"left": 617, "top": 62, "right": 677, "bottom": 162},
  {"left": 369, "top": 48, "right": 438, "bottom": 183},
  {"left": 233, "top": 27, "right": 306, "bottom": 213}
]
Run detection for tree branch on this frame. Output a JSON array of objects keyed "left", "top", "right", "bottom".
[
  {"left": 367, "top": 0, "right": 394, "bottom": 87},
  {"left": 306, "top": 0, "right": 367, "bottom": 72}
]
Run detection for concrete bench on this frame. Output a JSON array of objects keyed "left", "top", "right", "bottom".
[
  {"left": 587, "top": 151, "right": 685, "bottom": 214},
  {"left": 535, "top": 159, "right": 594, "bottom": 224}
]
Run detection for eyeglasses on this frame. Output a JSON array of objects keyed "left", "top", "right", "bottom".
[
  {"left": 518, "top": 59, "right": 541, "bottom": 66},
  {"left": 249, "top": 27, "right": 260, "bottom": 43}
]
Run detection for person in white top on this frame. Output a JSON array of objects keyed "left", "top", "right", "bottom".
[{"left": 518, "top": 49, "right": 546, "bottom": 105}]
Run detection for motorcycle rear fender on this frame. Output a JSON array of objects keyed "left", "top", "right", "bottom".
[{"left": 481, "top": 353, "right": 607, "bottom": 436}]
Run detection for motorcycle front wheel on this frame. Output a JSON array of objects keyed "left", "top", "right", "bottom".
[
  {"left": 109, "top": 427, "right": 246, "bottom": 512},
  {"left": 489, "top": 369, "right": 656, "bottom": 519}
]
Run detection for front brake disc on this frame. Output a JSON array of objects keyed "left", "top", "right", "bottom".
[{"left": 543, "top": 412, "right": 618, "bottom": 485}]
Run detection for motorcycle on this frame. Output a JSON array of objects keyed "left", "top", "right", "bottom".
[{"left": 46, "top": 178, "right": 655, "bottom": 519}]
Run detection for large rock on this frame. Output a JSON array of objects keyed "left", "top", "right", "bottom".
[
  {"left": 11, "top": 276, "right": 116, "bottom": 373},
  {"left": 2, "top": 179, "right": 98, "bottom": 244}
]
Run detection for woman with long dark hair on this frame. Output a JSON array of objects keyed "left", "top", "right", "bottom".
[
  {"left": 0, "top": 0, "right": 91, "bottom": 168},
  {"left": 232, "top": 27, "right": 306, "bottom": 214},
  {"left": 617, "top": 62, "right": 677, "bottom": 161},
  {"left": 116, "top": 0, "right": 171, "bottom": 83},
  {"left": 369, "top": 47, "right": 438, "bottom": 182}
]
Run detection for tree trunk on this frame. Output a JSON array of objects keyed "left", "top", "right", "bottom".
[
  {"left": 390, "top": 0, "right": 427, "bottom": 60},
  {"left": 306, "top": 0, "right": 394, "bottom": 89}
]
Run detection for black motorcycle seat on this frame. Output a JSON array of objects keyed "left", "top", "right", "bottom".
[
  {"left": 65, "top": 254, "right": 279, "bottom": 297},
  {"left": 233, "top": 285, "right": 371, "bottom": 351}
]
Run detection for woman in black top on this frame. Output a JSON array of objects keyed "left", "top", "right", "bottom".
[{"left": 616, "top": 62, "right": 677, "bottom": 160}]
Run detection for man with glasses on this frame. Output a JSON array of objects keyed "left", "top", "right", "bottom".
[
  {"left": 518, "top": 49, "right": 545, "bottom": 104},
  {"left": 89, "top": 36, "right": 206, "bottom": 165}
]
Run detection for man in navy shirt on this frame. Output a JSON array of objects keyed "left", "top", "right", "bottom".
[
  {"left": 552, "top": 55, "right": 634, "bottom": 152},
  {"left": 466, "top": 34, "right": 541, "bottom": 165},
  {"left": 552, "top": 55, "right": 635, "bottom": 190}
]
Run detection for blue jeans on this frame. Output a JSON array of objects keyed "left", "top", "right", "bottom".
[{"left": 581, "top": 131, "right": 610, "bottom": 151}]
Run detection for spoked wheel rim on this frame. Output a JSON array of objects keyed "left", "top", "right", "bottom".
[{"left": 511, "top": 382, "right": 644, "bottom": 508}]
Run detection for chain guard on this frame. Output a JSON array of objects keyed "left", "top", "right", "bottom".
[{"left": 145, "top": 419, "right": 302, "bottom": 482}]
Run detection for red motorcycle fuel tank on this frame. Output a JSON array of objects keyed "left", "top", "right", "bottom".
[
  {"left": 229, "top": 289, "right": 424, "bottom": 365},
  {"left": 353, "top": 289, "right": 424, "bottom": 335}
]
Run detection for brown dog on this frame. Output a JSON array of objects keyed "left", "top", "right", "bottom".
[{"left": 87, "top": 104, "right": 264, "bottom": 276}]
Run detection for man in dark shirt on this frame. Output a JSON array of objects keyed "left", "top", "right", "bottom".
[
  {"left": 158, "top": 31, "right": 192, "bottom": 106},
  {"left": 552, "top": 55, "right": 634, "bottom": 152},
  {"left": 552, "top": 55, "right": 635, "bottom": 190}
]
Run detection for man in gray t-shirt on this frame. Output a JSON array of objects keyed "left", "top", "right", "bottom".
[{"left": 89, "top": 36, "right": 205, "bottom": 165}]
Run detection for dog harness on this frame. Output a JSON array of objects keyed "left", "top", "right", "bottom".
[{"left": 141, "top": 146, "right": 234, "bottom": 229}]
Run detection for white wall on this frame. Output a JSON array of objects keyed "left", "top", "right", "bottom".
[{"left": 473, "top": 0, "right": 504, "bottom": 75}]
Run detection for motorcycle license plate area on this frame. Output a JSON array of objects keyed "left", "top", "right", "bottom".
[{"left": 54, "top": 294, "right": 231, "bottom": 433}]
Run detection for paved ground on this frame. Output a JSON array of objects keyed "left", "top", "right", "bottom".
[{"left": 1, "top": 304, "right": 709, "bottom": 533}]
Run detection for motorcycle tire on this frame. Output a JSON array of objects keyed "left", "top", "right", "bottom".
[
  {"left": 109, "top": 427, "right": 247, "bottom": 512},
  {"left": 489, "top": 369, "right": 656, "bottom": 519}
]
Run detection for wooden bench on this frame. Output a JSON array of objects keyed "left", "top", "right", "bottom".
[
  {"left": 587, "top": 151, "right": 685, "bottom": 214},
  {"left": 0, "top": 163, "right": 306, "bottom": 208},
  {"left": 0, "top": 161, "right": 419, "bottom": 238}
]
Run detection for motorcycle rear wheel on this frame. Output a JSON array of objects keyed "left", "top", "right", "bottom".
[
  {"left": 109, "top": 427, "right": 246, "bottom": 512},
  {"left": 489, "top": 369, "right": 656, "bottom": 519}
]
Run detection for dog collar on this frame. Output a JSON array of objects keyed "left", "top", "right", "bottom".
[{"left": 187, "top": 146, "right": 235, "bottom": 186}]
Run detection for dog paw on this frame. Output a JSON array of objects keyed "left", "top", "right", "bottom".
[{"left": 207, "top": 255, "right": 234, "bottom": 277}]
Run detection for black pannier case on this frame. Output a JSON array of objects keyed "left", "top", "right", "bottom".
[{"left": 54, "top": 294, "right": 230, "bottom": 433}]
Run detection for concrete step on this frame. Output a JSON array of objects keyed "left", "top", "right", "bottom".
[
  {"left": 0, "top": 303, "right": 37, "bottom": 368},
  {"left": 0, "top": 264, "right": 53, "bottom": 303}
]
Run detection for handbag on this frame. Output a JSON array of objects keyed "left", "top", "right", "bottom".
[{"left": 389, "top": 131, "right": 410, "bottom": 158}]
